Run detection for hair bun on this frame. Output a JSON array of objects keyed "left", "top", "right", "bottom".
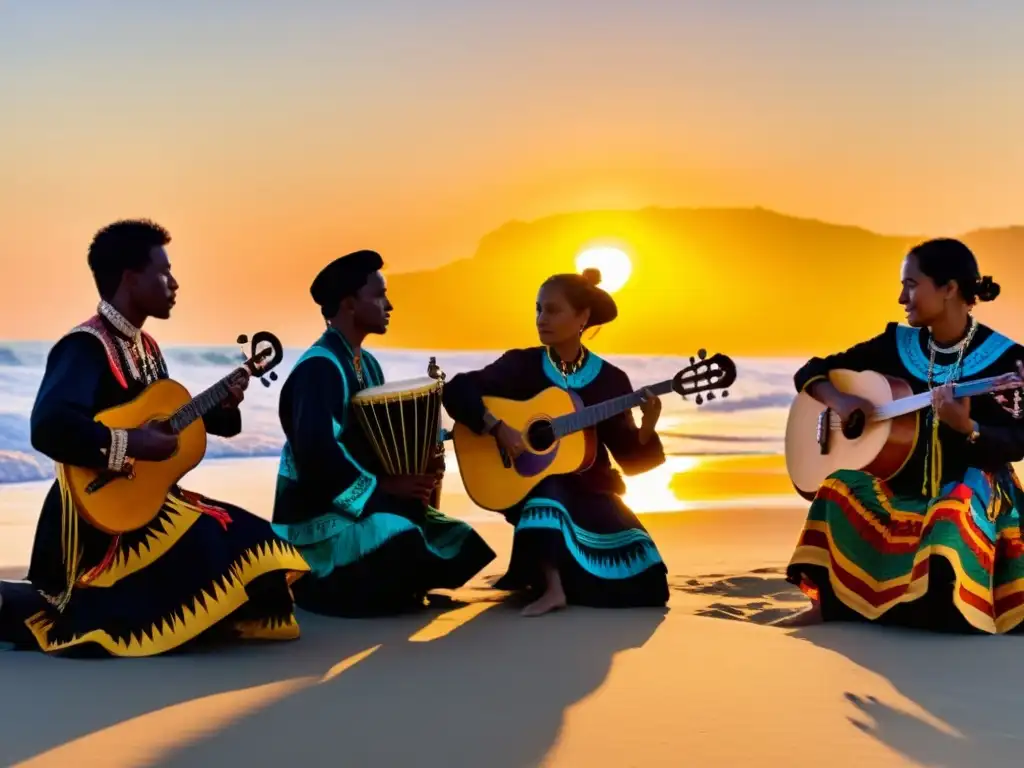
[
  {"left": 976, "top": 275, "right": 1001, "bottom": 302},
  {"left": 581, "top": 267, "right": 602, "bottom": 286}
]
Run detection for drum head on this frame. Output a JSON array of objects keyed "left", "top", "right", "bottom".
[{"left": 353, "top": 376, "right": 439, "bottom": 401}]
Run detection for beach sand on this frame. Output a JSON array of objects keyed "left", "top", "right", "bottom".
[{"left": 0, "top": 457, "right": 1019, "bottom": 767}]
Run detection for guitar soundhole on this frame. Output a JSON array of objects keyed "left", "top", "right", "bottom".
[
  {"left": 526, "top": 420, "right": 556, "bottom": 452},
  {"left": 842, "top": 410, "right": 867, "bottom": 440}
]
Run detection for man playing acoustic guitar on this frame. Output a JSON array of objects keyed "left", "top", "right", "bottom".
[
  {"left": 0, "top": 219, "right": 308, "bottom": 657},
  {"left": 781, "top": 238, "right": 1024, "bottom": 634},
  {"left": 270, "top": 250, "right": 495, "bottom": 616}
]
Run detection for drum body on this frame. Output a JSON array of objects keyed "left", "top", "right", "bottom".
[{"left": 350, "top": 377, "right": 446, "bottom": 486}]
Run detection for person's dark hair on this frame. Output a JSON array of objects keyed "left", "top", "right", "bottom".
[
  {"left": 87, "top": 219, "right": 171, "bottom": 300},
  {"left": 541, "top": 267, "right": 618, "bottom": 328},
  {"left": 908, "top": 237, "right": 1000, "bottom": 304}
]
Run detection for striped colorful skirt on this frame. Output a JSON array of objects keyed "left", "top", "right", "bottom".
[{"left": 786, "top": 467, "right": 1024, "bottom": 633}]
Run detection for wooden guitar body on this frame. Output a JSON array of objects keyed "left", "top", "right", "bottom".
[
  {"left": 784, "top": 369, "right": 919, "bottom": 501},
  {"left": 451, "top": 387, "right": 598, "bottom": 511},
  {"left": 65, "top": 379, "right": 208, "bottom": 534},
  {"left": 449, "top": 348, "right": 737, "bottom": 511},
  {"left": 59, "top": 328, "right": 285, "bottom": 535}
]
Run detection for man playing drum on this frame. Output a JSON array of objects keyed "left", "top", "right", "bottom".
[{"left": 271, "top": 250, "right": 496, "bottom": 616}]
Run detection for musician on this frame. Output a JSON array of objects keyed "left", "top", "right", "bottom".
[
  {"left": 0, "top": 219, "right": 308, "bottom": 657},
  {"left": 781, "top": 238, "right": 1024, "bottom": 633},
  {"left": 270, "top": 250, "right": 496, "bottom": 616},
  {"left": 441, "top": 268, "right": 669, "bottom": 616}
]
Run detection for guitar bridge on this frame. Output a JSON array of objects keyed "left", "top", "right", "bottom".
[
  {"left": 85, "top": 462, "right": 135, "bottom": 494},
  {"left": 816, "top": 409, "right": 831, "bottom": 455}
]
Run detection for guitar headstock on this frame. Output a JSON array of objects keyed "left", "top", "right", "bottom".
[
  {"left": 237, "top": 331, "right": 285, "bottom": 388},
  {"left": 672, "top": 348, "right": 737, "bottom": 405}
]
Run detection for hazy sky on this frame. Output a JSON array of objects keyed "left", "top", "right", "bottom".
[{"left": 1, "top": 1, "right": 1021, "bottom": 342}]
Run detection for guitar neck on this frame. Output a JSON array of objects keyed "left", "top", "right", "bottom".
[
  {"left": 168, "top": 372, "right": 240, "bottom": 432},
  {"left": 873, "top": 375, "right": 1008, "bottom": 421},
  {"left": 551, "top": 380, "right": 674, "bottom": 437}
]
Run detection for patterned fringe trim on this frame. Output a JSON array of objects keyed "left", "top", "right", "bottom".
[
  {"left": 517, "top": 499, "right": 664, "bottom": 580},
  {"left": 25, "top": 539, "right": 309, "bottom": 657},
  {"left": 234, "top": 613, "right": 301, "bottom": 641}
]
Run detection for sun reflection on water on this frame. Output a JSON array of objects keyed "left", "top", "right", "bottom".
[{"left": 620, "top": 455, "right": 700, "bottom": 513}]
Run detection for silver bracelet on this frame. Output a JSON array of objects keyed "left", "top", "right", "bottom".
[{"left": 107, "top": 428, "right": 128, "bottom": 471}]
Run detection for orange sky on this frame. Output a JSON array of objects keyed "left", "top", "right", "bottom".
[{"left": 2, "top": 2, "right": 1022, "bottom": 346}]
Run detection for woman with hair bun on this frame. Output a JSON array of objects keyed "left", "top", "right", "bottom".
[
  {"left": 442, "top": 267, "right": 669, "bottom": 616},
  {"left": 782, "top": 238, "right": 1024, "bottom": 633}
]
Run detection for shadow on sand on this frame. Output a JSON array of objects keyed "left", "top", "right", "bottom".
[
  {"left": 677, "top": 568, "right": 1024, "bottom": 768},
  {"left": 0, "top": 597, "right": 666, "bottom": 768}
]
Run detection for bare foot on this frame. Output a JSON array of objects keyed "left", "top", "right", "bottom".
[
  {"left": 521, "top": 589, "right": 567, "bottom": 617},
  {"left": 771, "top": 604, "right": 823, "bottom": 628}
]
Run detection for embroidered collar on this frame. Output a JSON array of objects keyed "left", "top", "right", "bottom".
[
  {"left": 542, "top": 346, "right": 603, "bottom": 389},
  {"left": 895, "top": 323, "right": 1016, "bottom": 381},
  {"left": 98, "top": 301, "right": 141, "bottom": 340}
]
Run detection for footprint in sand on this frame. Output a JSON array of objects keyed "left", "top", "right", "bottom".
[{"left": 672, "top": 569, "right": 809, "bottom": 625}]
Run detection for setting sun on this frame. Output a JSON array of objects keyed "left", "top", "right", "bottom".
[{"left": 574, "top": 246, "right": 633, "bottom": 294}]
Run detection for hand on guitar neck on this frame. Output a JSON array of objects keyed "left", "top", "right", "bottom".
[{"left": 122, "top": 370, "right": 250, "bottom": 463}]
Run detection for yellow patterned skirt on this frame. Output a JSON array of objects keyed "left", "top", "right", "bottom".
[{"left": 0, "top": 481, "right": 309, "bottom": 657}]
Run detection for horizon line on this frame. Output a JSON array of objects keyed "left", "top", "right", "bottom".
[{"left": 386, "top": 203, "right": 1024, "bottom": 274}]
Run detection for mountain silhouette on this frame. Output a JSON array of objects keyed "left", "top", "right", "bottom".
[{"left": 378, "top": 207, "right": 1023, "bottom": 357}]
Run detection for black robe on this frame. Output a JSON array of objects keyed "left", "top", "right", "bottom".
[
  {"left": 442, "top": 346, "right": 669, "bottom": 607},
  {"left": 0, "top": 314, "right": 308, "bottom": 656}
]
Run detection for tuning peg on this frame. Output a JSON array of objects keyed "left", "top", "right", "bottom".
[
  {"left": 261, "top": 377, "right": 271, "bottom": 388},
  {"left": 237, "top": 334, "right": 248, "bottom": 345},
  {"left": 689, "top": 356, "right": 695, "bottom": 365},
  {"left": 269, "top": 372, "right": 278, "bottom": 381},
  {"left": 697, "top": 348, "right": 707, "bottom": 359},
  {"left": 721, "top": 390, "right": 729, "bottom": 398},
  {"left": 706, "top": 392, "right": 716, "bottom": 401},
  {"left": 695, "top": 394, "right": 704, "bottom": 405}
]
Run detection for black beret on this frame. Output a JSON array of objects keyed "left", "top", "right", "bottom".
[{"left": 310, "top": 250, "right": 384, "bottom": 308}]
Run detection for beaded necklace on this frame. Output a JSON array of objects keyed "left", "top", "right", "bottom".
[
  {"left": 547, "top": 346, "right": 586, "bottom": 386},
  {"left": 922, "top": 316, "right": 977, "bottom": 496}
]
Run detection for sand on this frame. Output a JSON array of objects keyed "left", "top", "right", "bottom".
[{"left": 0, "top": 458, "right": 1019, "bottom": 767}]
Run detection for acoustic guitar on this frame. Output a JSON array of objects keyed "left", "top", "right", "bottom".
[
  {"left": 450, "top": 349, "right": 737, "bottom": 511},
  {"left": 63, "top": 331, "right": 286, "bottom": 534},
  {"left": 784, "top": 368, "right": 1023, "bottom": 500}
]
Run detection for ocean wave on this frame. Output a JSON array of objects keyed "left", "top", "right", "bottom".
[{"left": 0, "top": 343, "right": 797, "bottom": 485}]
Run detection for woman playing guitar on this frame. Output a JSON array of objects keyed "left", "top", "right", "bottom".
[
  {"left": 781, "top": 238, "right": 1024, "bottom": 633},
  {"left": 442, "top": 268, "right": 669, "bottom": 616}
]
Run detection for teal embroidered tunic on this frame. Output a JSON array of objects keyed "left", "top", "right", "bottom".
[{"left": 271, "top": 329, "right": 496, "bottom": 590}]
